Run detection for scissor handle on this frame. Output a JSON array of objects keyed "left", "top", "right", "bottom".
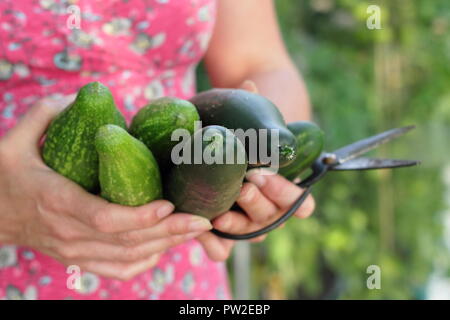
[
  {"left": 298, "top": 156, "right": 329, "bottom": 188},
  {"left": 211, "top": 186, "right": 312, "bottom": 240},
  {"left": 211, "top": 158, "right": 327, "bottom": 240}
]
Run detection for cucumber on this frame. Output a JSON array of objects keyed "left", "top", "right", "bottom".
[
  {"left": 130, "top": 97, "right": 200, "bottom": 172},
  {"left": 165, "top": 125, "right": 248, "bottom": 220},
  {"left": 190, "top": 89, "right": 297, "bottom": 169},
  {"left": 279, "top": 121, "right": 324, "bottom": 181},
  {"left": 95, "top": 125, "right": 162, "bottom": 206},
  {"left": 42, "top": 82, "right": 126, "bottom": 192}
]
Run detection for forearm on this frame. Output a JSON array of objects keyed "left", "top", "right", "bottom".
[{"left": 205, "top": 0, "right": 310, "bottom": 122}]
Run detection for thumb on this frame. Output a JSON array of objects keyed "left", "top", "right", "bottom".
[
  {"left": 11, "top": 94, "right": 76, "bottom": 151},
  {"left": 239, "top": 80, "right": 259, "bottom": 94}
]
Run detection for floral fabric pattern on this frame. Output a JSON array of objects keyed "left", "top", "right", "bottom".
[{"left": 0, "top": 0, "right": 231, "bottom": 300}]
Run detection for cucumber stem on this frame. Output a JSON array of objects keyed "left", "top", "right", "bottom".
[{"left": 280, "top": 145, "right": 296, "bottom": 161}]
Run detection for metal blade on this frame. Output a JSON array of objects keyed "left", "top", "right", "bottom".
[
  {"left": 331, "top": 157, "right": 420, "bottom": 171},
  {"left": 332, "top": 126, "right": 416, "bottom": 164}
]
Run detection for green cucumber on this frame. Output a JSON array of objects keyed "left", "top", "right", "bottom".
[
  {"left": 165, "top": 125, "right": 248, "bottom": 220},
  {"left": 95, "top": 125, "right": 162, "bottom": 206},
  {"left": 42, "top": 82, "right": 126, "bottom": 192},
  {"left": 279, "top": 121, "right": 324, "bottom": 181},
  {"left": 190, "top": 89, "right": 297, "bottom": 168},
  {"left": 130, "top": 97, "right": 200, "bottom": 172}
]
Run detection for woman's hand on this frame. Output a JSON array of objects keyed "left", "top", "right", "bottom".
[
  {"left": 0, "top": 96, "right": 212, "bottom": 280},
  {"left": 196, "top": 80, "right": 315, "bottom": 261},
  {"left": 197, "top": 170, "right": 315, "bottom": 261}
]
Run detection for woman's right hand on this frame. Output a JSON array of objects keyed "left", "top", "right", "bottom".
[{"left": 0, "top": 96, "right": 212, "bottom": 281}]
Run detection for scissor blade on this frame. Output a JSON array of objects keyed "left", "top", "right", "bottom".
[
  {"left": 331, "top": 157, "right": 420, "bottom": 171},
  {"left": 332, "top": 126, "right": 416, "bottom": 164}
]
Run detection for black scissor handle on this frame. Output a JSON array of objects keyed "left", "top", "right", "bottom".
[
  {"left": 298, "top": 156, "right": 329, "bottom": 188},
  {"left": 211, "top": 186, "right": 312, "bottom": 240},
  {"left": 211, "top": 158, "right": 327, "bottom": 240}
]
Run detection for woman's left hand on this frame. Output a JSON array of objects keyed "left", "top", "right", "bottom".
[
  {"left": 196, "top": 80, "right": 314, "bottom": 261},
  {"left": 196, "top": 169, "right": 315, "bottom": 261}
]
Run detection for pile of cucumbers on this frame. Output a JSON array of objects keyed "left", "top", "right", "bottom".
[{"left": 42, "top": 82, "right": 324, "bottom": 220}]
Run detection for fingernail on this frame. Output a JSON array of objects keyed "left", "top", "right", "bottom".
[
  {"left": 240, "top": 80, "right": 258, "bottom": 93},
  {"left": 246, "top": 170, "right": 266, "bottom": 188},
  {"left": 156, "top": 203, "right": 174, "bottom": 219},
  {"left": 188, "top": 217, "right": 212, "bottom": 232}
]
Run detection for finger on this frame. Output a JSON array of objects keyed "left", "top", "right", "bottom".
[
  {"left": 212, "top": 210, "right": 254, "bottom": 234},
  {"left": 86, "top": 200, "right": 177, "bottom": 233},
  {"left": 59, "top": 231, "right": 204, "bottom": 263},
  {"left": 294, "top": 194, "right": 315, "bottom": 219},
  {"left": 11, "top": 95, "right": 75, "bottom": 150},
  {"left": 197, "top": 232, "right": 234, "bottom": 262},
  {"left": 246, "top": 169, "right": 305, "bottom": 209},
  {"left": 113, "top": 214, "right": 212, "bottom": 246},
  {"left": 249, "top": 234, "right": 267, "bottom": 243},
  {"left": 39, "top": 172, "right": 206, "bottom": 234},
  {"left": 213, "top": 211, "right": 279, "bottom": 241},
  {"left": 42, "top": 210, "right": 211, "bottom": 248},
  {"left": 75, "top": 254, "right": 161, "bottom": 281},
  {"left": 239, "top": 80, "right": 259, "bottom": 93},
  {"left": 39, "top": 171, "right": 176, "bottom": 233},
  {"left": 61, "top": 187, "right": 177, "bottom": 233},
  {"left": 236, "top": 182, "right": 279, "bottom": 223}
]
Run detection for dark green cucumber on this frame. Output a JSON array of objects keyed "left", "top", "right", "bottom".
[
  {"left": 130, "top": 97, "right": 200, "bottom": 172},
  {"left": 190, "top": 89, "right": 297, "bottom": 168},
  {"left": 279, "top": 121, "right": 324, "bottom": 181},
  {"left": 165, "top": 125, "right": 248, "bottom": 220},
  {"left": 95, "top": 125, "right": 162, "bottom": 206},
  {"left": 42, "top": 82, "right": 126, "bottom": 192}
]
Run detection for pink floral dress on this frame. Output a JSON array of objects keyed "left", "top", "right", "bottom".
[{"left": 0, "top": 0, "right": 231, "bottom": 300}]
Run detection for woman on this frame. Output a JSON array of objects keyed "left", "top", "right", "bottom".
[{"left": 0, "top": 0, "right": 314, "bottom": 299}]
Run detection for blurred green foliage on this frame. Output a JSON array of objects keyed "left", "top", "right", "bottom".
[{"left": 197, "top": 0, "right": 450, "bottom": 299}]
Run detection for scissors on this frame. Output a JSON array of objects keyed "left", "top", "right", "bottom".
[{"left": 212, "top": 125, "right": 420, "bottom": 240}]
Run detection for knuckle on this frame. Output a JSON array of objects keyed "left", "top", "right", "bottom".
[
  {"left": 38, "top": 189, "right": 54, "bottom": 210},
  {"left": 51, "top": 224, "right": 77, "bottom": 241},
  {"left": 269, "top": 181, "right": 290, "bottom": 199},
  {"left": 40, "top": 214, "right": 63, "bottom": 237},
  {"left": 168, "top": 235, "right": 184, "bottom": 247},
  {"left": 57, "top": 245, "right": 78, "bottom": 260},
  {"left": 123, "top": 247, "right": 143, "bottom": 262},
  {"left": 91, "top": 209, "right": 113, "bottom": 233},
  {"left": 244, "top": 184, "right": 258, "bottom": 202},
  {"left": 134, "top": 210, "right": 151, "bottom": 226},
  {"left": 165, "top": 220, "right": 187, "bottom": 236},
  {"left": 117, "top": 231, "right": 140, "bottom": 247},
  {"left": 38, "top": 187, "right": 67, "bottom": 213}
]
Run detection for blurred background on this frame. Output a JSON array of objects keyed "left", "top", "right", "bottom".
[{"left": 198, "top": 0, "right": 450, "bottom": 299}]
